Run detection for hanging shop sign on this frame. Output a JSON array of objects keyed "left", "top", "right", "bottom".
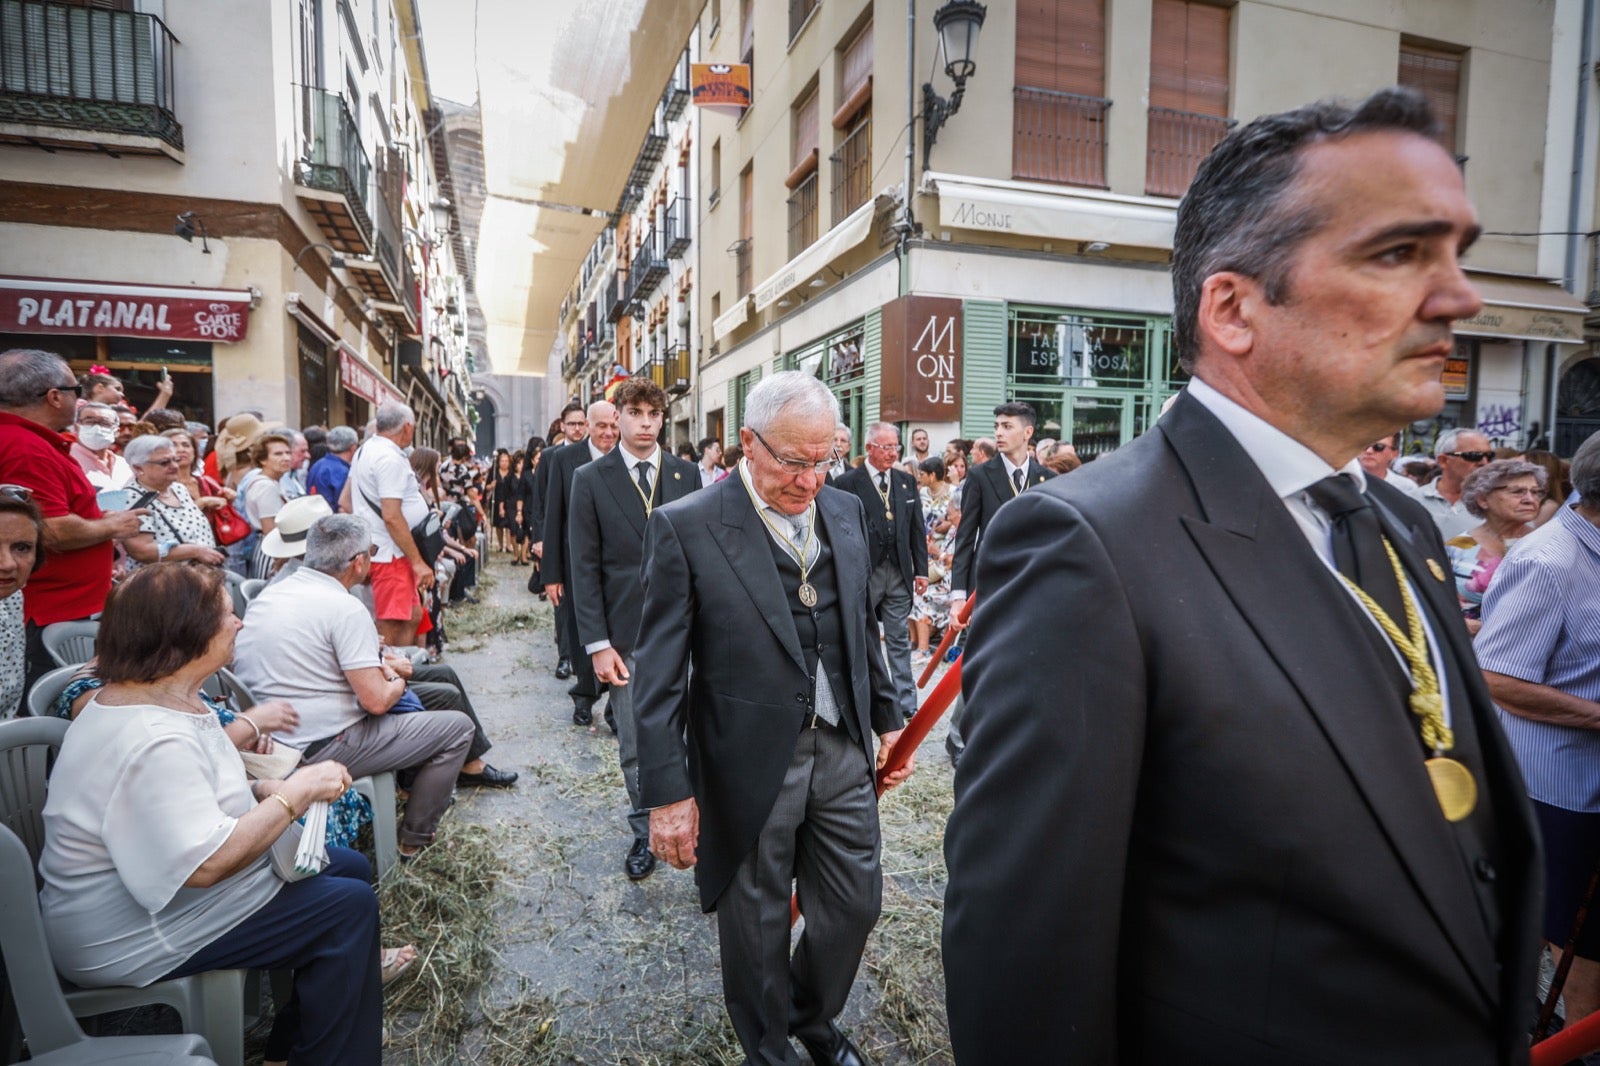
[
  {"left": 879, "top": 295, "right": 964, "bottom": 422},
  {"left": 691, "top": 63, "right": 751, "bottom": 117},
  {"left": 338, "top": 344, "right": 403, "bottom": 405},
  {"left": 0, "top": 276, "right": 252, "bottom": 342}
]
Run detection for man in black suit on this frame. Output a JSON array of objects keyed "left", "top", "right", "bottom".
[
  {"left": 635, "top": 371, "right": 914, "bottom": 1066},
  {"left": 944, "top": 402, "right": 1054, "bottom": 763},
  {"left": 568, "top": 378, "right": 699, "bottom": 881},
  {"left": 541, "top": 399, "right": 617, "bottom": 725},
  {"left": 835, "top": 422, "right": 927, "bottom": 724},
  {"left": 942, "top": 89, "right": 1542, "bottom": 1065},
  {"left": 531, "top": 400, "right": 588, "bottom": 678}
]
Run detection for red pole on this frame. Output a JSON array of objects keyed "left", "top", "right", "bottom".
[
  {"left": 1532, "top": 1010, "right": 1600, "bottom": 1066},
  {"left": 916, "top": 595, "right": 975, "bottom": 688}
]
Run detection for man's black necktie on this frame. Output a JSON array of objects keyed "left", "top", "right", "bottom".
[
  {"left": 1012, "top": 468, "right": 1024, "bottom": 492},
  {"left": 1305, "top": 474, "right": 1407, "bottom": 624},
  {"left": 878, "top": 472, "right": 888, "bottom": 494},
  {"left": 637, "top": 461, "right": 653, "bottom": 497}
]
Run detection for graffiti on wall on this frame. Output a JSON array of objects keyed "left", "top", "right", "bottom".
[{"left": 1476, "top": 404, "right": 1522, "bottom": 444}]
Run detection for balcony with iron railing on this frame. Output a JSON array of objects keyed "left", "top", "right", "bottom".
[
  {"left": 735, "top": 239, "right": 753, "bottom": 298},
  {"left": 605, "top": 268, "right": 629, "bottom": 324},
  {"left": 831, "top": 118, "right": 871, "bottom": 223},
  {"left": 624, "top": 106, "right": 669, "bottom": 191},
  {"left": 788, "top": 172, "right": 819, "bottom": 259},
  {"left": 0, "top": 0, "right": 182, "bottom": 156},
  {"left": 663, "top": 52, "right": 690, "bottom": 120},
  {"left": 347, "top": 189, "right": 407, "bottom": 316},
  {"left": 294, "top": 85, "right": 374, "bottom": 253},
  {"left": 628, "top": 228, "right": 669, "bottom": 300},
  {"left": 1146, "top": 106, "right": 1234, "bottom": 199},
  {"left": 664, "top": 196, "right": 691, "bottom": 258},
  {"left": 1012, "top": 87, "right": 1109, "bottom": 188}
]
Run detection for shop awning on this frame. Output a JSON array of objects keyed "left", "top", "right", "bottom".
[
  {"left": 0, "top": 275, "right": 253, "bottom": 342},
  {"left": 712, "top": 295, "right": 751, "bottom": 343},
  {"left": 752, "top": 199, "right": 876, "bottom": 313},
  {"left": 1456, "top": 272, "right": 1589, "bottom": 344},
  {"left": 929, "top": 173, "right": 1177, "bottom": 249},
  {"left": 338, "top": 343, "right": 405, "bottom": 405}
]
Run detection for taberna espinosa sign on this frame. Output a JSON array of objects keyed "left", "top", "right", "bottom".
[{"left": 0, "top": 276, "right": 253, "bottom": 343}]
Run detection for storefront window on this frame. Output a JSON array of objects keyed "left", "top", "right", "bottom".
[{"left": 791, "top": 322, "right": 866, "bottom": 456}]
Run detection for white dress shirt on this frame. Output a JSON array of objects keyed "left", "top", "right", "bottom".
[{"left": 584, "top": 446, "right": 663, "bottom": 656}]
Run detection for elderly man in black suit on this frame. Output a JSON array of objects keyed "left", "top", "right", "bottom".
[
  {"left": 634, "top": 371, "right": 914, "bottom": 1066},
  {"left": 942, "top": 88, "right": 1542, "bottom": 1065},
  {"left": 541, "top": 399, "right": 617, "bottom": 725},
  {"left": 835, "top": 422, "right": 926, "bottom": 725},
  {"left": 568, "top": 378, "right": 699, "bottom": 881}
]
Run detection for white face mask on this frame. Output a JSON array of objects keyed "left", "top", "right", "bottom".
[
  {"left": 78, "top": 424, "right": 117, "bottom": 450},
  {"left": 195, "top": 438, "right": 208, "bottom": 458}
]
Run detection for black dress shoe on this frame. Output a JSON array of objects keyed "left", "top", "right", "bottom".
[
  {"left": 798, "top": 1023, "right": 869, "bottom": 1066},
  {"left": 572, "top": 704, "right": 594, "bottom": 726},
  {"left": 457, "top": 764, "right": 518, "bottom": 788},
  {"left": 554, "top": 658, "right": 573, "bottom": 679},
  {"left": 625, "top": 838, "right": 656, "bottom": 880}
]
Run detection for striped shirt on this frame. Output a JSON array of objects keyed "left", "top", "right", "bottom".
[{"left": 1476, "top": 503, "right": 1600, "bottom": 812}]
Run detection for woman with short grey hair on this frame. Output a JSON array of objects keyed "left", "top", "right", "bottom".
[
  {"left": 123, "top": 435, "right": 223, "bottom": 569},
  {"left": 1446, "top": 459, "right": 1548, "bottom": 622}
]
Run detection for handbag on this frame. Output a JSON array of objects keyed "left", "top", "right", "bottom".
[
  {"left": 204, "top": 475, "right": 250, "bottom": 546},
  {"left": 354, "top": 449, "right": 446, "bottom": 569}
]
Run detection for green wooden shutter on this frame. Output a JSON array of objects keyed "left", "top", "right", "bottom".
[
  {"left": 962, "top": 300, "right": 1008, "bottom": 438},
  {"left": 862, "top": 309, "right": 881, "bottom": 424},
  {"left": 726, "top": 377, "right": 738, "bottom": 446}
]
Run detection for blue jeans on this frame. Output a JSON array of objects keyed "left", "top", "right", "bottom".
[{"left": 164, "top": 847, "right": 381, "bottom": 1065}]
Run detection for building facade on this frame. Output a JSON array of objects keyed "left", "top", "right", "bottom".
[
  {"left": 0, "top": 0, "right": 473, "bottom": 443},
  {"left": 687, "top": 0, "right": 1586, "bottom": 459}
]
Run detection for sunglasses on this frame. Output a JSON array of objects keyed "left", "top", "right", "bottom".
[
  {"left": 1444, "top": 451, "right": 1495, "bottom": 463},
  {"left": 1365, "top": 442, "right": 1395, "bottom": 454},
  {"left": 0, "top": 484, "right": 33, "bottom": 502},
  {"left": 40, "top": 383, "right": 83, "bottom": 398}
]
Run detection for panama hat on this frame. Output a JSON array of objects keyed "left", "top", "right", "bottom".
[{"left": 260, "top": 494, "right": 334, "bottom": 558}]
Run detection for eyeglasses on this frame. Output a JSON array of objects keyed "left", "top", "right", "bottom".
[
  {"left": 145, "top": 457, "right": 182, "bottom": 467},
  {"left": 1444, "top": 451, "right": 1495, "bottom": 463},
  {"left": 750, "top": 427, "right": 837, "bottom": 478},
  {"left": 40, "top": 383, "right": 82, "bottom": 398},
  {"left": 867, "top": 441, "right": 901, "bottom": 453},
  {"left": 1365, "top": 442, "right": 1395, "bottom": 454},
  {"left": 0, "top": 484, "right": 33, "bottom": 502}
]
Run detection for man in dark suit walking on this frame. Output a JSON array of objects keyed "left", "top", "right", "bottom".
[
  {"left": 634, "top": 371, "right": 914, "bottom": 1066},
  {"left": 568, "top": 378, "right": 699, "bottom": 881},
  {"left": 944, "top": 401, "right": 1053, "bottom": 762},
  {"left": 540, "top": 399, "right": 617, "bottom": 725},
  {"left": 942, "top": 88, "right": 1542, "bottom": 1065},
  {"left": 530, "top": 400, "right": 588, "bottom": 678},
  {"left": 835, "top": 422, "right": 927, "bottom": 724}
]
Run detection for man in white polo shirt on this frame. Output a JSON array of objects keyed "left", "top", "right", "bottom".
[
  {"left": 346, "top": 400, "right": 432, "bottom": 648},
  {"left": 235, "top": 514, "right": 473, "bottom": 858}
]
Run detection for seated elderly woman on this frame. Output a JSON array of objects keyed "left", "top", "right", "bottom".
[
  {"left": 37, "top": 562, "right": 384, "bottom": 1065},
  {"left": 1444, "top": 458, "right": 1548, "bottom": 621},
  {"left": 122, "top": 434, "right": 225, "bottom": 568},
  {"left": 0, "top": 485, "right": 43, "bottom": 717}
]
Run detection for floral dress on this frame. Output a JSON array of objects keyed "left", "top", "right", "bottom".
[{"left": 912, "top": 485, "right": 957, "bottom": 628}]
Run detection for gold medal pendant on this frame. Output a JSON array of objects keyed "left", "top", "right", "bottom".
[
  {"left": 1425, "top": 757, "right": 1478, "bottom": 822},
  {"left": 798, "top": 582, "right": 818, "bottom": 607},
  {"left": 885, "top": 510, "right": 893, "bottom": 520}
]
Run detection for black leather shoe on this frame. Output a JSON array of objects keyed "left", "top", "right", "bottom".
[
  {"left": 554, "top": 658, "right": 573, "bottom": 680},
  {"left": 625, "top": 838, "right": 656, "bottom": 880},
  {"left": 457, "top": 764, "right": 518, "bottom": 788},
  {"left": 572, "top": 704, "right": 594, "bottom": 726},
  {"left": 798, "top": 1023, "right": 869, "bottom": 1066}
]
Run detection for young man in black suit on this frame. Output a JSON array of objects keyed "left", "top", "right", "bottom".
[
  {"left": 834, "top": 422, "right": 927, "bottom": 725},
  {"left": 943, "top": 89, "right": 1541, "bottom": 1065},
  {"left": 540, "top": 400, "right": 617, "bottom": 724},
  {"left": 634, "top": 372, "right": 913, "bottom": 1066},
  {"left": 567, "top": 378, "right": 699, "bottom": 880}
]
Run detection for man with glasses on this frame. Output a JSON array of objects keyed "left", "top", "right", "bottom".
[
  {"left": 1419, "top": 427, "right": 1495, "bottom": 539},
  {"left": 634, "top": 371, "right": 913, "bottom": 1066},
  {"left": 69, "top": 402, "right": 135, "bottom": 490},
  {"left": 1358, "top": 432, "right": 1420, "bottom": 496},
  {"left": 0, "top": 348, "right": 146, "bottom": 696},
  {"left": 835, "top": 423, "right": 927, "bottom": 728}
]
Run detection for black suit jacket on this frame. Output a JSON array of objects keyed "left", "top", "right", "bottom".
[
  {"left": 949, "top": 454, "right": 1054, "bottom": 593},
  {"left": 527, "top": 440, "right": 566, "bottom": 544},
  {"left": 633, "top": 478, "right": 902, "bottom": 911},
  {"left": 834, "top": 463, "right": 927, "bottom": 589},
  {"left": 539, "top": 440, "right": 598, "bottom": 581},
  {"left": 941, "top": 394, "right": 1541, "bottom": 1065},
  {"left": 568, "top": 448, "right": 699, "bottom": 658}
]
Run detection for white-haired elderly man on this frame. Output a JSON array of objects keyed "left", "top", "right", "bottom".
[
  {"left": 234, "top": 514, "right": 474, "bottom": 858},
  {"left": 121, "top": 434, "right": 225, "bottom": 569},
  {"left": 1417, "top": 427, "right": 1494, "bottom": 539},
  {"left": 345, "top": 401, "right": 433, "bottom": 648}
]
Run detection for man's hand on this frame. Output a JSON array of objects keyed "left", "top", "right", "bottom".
[
  {"left": 948, "top": 595, "right": 968, "bottom": 631},
  {"left": 411, "top": 558, "right": 436, "bottom": 591},
  {"left": 592, "top": 647, "right": 629, "bottom": 685},
  {"left": 914, "top": 576, "right": 929, "bottom": 596},
  {"left": 876, "top": 728, "right": 916, "bottom": 791},
  {"left": 530, "top": 541, "right": 543, "bottom": 558},
  {"left": 105, "top": 508, "right": 149, "bottom": 539},
  {"left": 650, "top": 797, "right": 700, "bottom": 869},
  {"left": 382, "top": 653, "right": 415, "bottom": 680},
  {"left": 546, "top": 581, "right": 563, "bottom": 607}
]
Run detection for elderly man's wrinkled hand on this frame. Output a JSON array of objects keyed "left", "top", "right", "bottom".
[{"left": 649, "top": 798, "right": 699, "bottom": 870}]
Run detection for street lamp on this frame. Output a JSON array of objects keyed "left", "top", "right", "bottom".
[{"left": 922, "top": 0, "right": 987, "bottom": 171}]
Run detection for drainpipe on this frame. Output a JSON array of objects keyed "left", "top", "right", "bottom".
[
  {"left": 1565, "top": 0, "right": 1596, "bottom": 290},
  {"left": 901, "top": 0, "right": 917, "bottom": 297}
]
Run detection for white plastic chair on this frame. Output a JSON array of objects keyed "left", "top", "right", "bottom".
[
  {"left": 25, "top": 665, "right": 83, "bottom": 720},
  {"left": 39, "top": 621, "right": 97, "bottom": 670}
]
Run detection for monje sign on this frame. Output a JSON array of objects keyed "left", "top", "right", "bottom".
[
  {"left": 879, "top": 295, "right": 963, "bottom": 423},
  {"left": 0, "top": 276, "right": 252, "bottom": 342}
]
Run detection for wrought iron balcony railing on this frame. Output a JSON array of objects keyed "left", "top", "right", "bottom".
[
  {"left": 664, "top": 196, "right": 691, "bottom": 259},
  {"left": 1146, "top": 106, "right": 1234, "bottom": 199},
  {"left": 1012, "top": 87, "right": 1109, "bottom": 188},
  {"left": 831, "top": 117, "right": 871, "bottom": 223},
  {"left": 788, "top": 172, "right": 818, "bottom": 259}
]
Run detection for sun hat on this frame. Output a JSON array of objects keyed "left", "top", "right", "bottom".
[{"left": 260, "top": 494, "right": 334, "bottom": 558}]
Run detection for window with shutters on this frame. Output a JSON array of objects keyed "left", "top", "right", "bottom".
[
  {"left": 789, "top": 0, "right": 819, "bottom": 43},
  {"left": 1398, "top": 42, "right": 1463, "bottom": 155},
  {"left": 709, "top": 138, "right": 723, "bottom": 207},
  {"left": 740, "top": 0, "right": 754, "bottom": 74},
  {"left": 738, "top": 165, "right": 754, "bottom": 296},
  {"left": 1013, "top": 0, "right": 1109, "bottom": 187},
  {"left": 787, "top": 87, "right": 820, "bottom": 256},
  {"left": 832, "top": 20, "right": 873, "bottom": 220},
  {"left": 1146, "top": 0, "right": 1233, "bottom": 198}
]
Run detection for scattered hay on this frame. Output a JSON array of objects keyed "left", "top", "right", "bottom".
[{"left": 448, "top": 601, "right": 552, "bottom": 651}]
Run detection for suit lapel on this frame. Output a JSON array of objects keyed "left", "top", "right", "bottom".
[
  {"left": 711, "top": 481, "right": 807, "bottom": 673},
  {"left": 1164, "top": 397, "right": 1498, "bottom": 1006},
  {"left": 661, "top": 456, "right": 697, "bottom": 504},
  {"left": 983, "top": 459, "right": 1011, "bottom": 506},
  {"left": 597, "top": 451, "right": 648, "bottom": 539}
]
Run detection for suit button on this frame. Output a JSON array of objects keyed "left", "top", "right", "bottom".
[
  {"left": 1474, "top": 858, "right": 1497, "bottom": 883},
  {"left": 795, "top": 694, "right": 806, "bottom": 703}
]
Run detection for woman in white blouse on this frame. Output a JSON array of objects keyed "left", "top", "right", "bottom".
[
  {"left": 121, "top": 435, "right": 225, "bottom": 568},
  {"left": 38, "top": 562, "right": 383, "bottom": 1065}
]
